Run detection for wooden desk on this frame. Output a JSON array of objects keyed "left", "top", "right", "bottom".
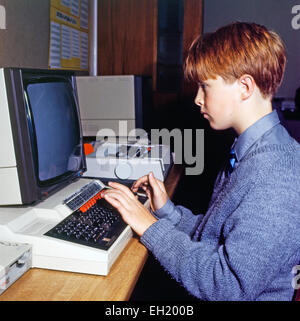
[{"left": 0, "top": 165, "right": 183, "bottom": 301}]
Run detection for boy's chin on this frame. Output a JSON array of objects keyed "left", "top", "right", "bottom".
[{"left": 209, "top": 121, "right": 230, "bottom": 131}]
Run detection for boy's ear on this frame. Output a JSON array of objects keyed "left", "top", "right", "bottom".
[{"left": 238, "top": 74, "right": 255, "bottom": 100}]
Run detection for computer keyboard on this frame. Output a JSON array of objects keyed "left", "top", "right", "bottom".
[{"left": 45, "top": 191, "right": 127, "bottom": 251}]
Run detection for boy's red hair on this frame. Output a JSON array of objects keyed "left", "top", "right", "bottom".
[{"left": 184, "top": 22, "right": 286, "bottom": 98}]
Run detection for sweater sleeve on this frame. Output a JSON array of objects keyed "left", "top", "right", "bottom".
[
  {"left": 140, "top": 157, "right": 300, "bottom": 300},
  {"left": 152, "top": 199, "right": 204, "bottom": 235}
]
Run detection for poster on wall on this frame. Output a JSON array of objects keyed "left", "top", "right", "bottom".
[{"left": 49, "top": 0, "right": 89, "bottom": 70}]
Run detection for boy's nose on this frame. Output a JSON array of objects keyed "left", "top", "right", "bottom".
[{"left": 194, "top": 87, "right": 204, "bottom": 108}]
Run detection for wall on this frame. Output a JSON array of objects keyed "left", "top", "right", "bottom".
[
  {"left": 0, "top": 0, "right": 50, "bottom": 69},
  {"left": 98, "top": 0, "right": 157, "bottom": 78},
  {"left": 203, "top": 0, "right": 300, "bottom": 99},
  {"left": 98, "top": 0, "right": 202, "bottom": 92},
  {"left": 97, "top": 0, "right": 203, "bottom": 134}
]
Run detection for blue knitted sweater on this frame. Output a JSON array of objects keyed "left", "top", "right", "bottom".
[{"left": 141, "top": 119, "right": 300, "bottom": 301}]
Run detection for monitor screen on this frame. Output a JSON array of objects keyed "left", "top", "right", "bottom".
[{"left": 24, "top": 79, "right": 81, "bottom": 185}]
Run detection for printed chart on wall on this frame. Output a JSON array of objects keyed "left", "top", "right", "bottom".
[{"left": 49, "top": 0, "right": 89, "bottom": 70}]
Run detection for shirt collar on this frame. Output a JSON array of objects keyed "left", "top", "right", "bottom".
[{"left": 233, "top": 110, "right": 280, "bottom": 162}]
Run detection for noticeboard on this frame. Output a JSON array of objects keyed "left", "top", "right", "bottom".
[{"left": 49, "top": 0, "right": 89, "bottom": 70}]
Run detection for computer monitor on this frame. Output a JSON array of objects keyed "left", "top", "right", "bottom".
[{"left": 0, "top": 68, "right": 86, "bottom": 206}]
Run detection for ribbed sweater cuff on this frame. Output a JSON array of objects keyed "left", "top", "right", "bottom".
[
  {"left": 154, "top": 199, "right": 173, "bottom": 216},
  {"left": 153, "top": 199, "right": 181, "bottom": 224},
  {"left": 140, "top": 218, "right": 174, "bottom": 252}
]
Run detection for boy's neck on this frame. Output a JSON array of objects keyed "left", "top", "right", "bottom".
[{"left": 233, "top": 95, "right": 273, "bottom": 136}]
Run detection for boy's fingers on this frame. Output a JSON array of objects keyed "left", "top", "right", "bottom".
[
  {"left": 132, "top": 175, "right": 149, "bottom": 191},
  {"left": 103, "top": 189, "right": 132, "bottom": 210},
  {"left": 148, "top": 172, "right": 163, "bottom": 194},
  {"left": 108, "top": 181, "right": 136, "bottom": 199},
  {"left": 104, "top": 194, "right": 122, "bottom": 210}
]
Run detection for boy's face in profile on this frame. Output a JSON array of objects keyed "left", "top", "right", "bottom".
[{"left": 194, "top": 76, "right": 239, "bottom": 131}]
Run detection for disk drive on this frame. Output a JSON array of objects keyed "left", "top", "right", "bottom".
[{"left": 0, "top": 241, "right": 32, "bottom": 295}]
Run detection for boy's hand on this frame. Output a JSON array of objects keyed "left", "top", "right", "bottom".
[
  {"left": 131, "top": 172, "right": 169, "bottom": 213},
  {"left": 102, "top": 181, "right": 157, "bottom": 236}
]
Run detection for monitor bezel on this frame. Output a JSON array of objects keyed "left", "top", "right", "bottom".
[{"left": 4, "top": 68, "right": 86, "bottom": 205}]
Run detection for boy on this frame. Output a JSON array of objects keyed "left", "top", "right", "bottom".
[{"left": 102, "top": 22, "right": 300, "bottom": 300}]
